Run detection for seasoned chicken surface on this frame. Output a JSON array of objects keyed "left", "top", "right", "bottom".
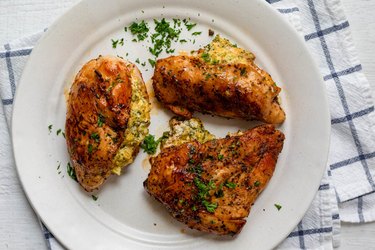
[
  {"left": 152, "top": 36, "right": 285, "bottom": 124},
  {"left": 65, "top": 56, "right": 150, "bottom": 192},
  {"left": 144, "top": 125, "right": 285, "bottom": 235}
]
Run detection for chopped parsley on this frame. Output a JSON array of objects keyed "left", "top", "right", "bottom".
[
  {"left": 254, "top": 180, "right": 261, "bottom": 187},
  {"left": 56, "top": 129, "right": 62, "bottom": 136},
  {"left": 191, "top": 205, "right": 197, "bottom": 211},
  {"left": 48, "top": 124, "right": 53, "bottom": 134},
  {"left": 113, "top": 18, "right": 203, "bottom": 65},
  {"left": 225, "top": 181, "right": 236, "bottom": 189},
  {"left": 135, "top": 58, "right": 140, "bottom": 64},
  {"left": 62, "top": 132, "right": 66, "bottom": 138},
  {"left": 140, "top": 134, "right": 158, "bottom": 154},
  {"left": 148, "top": 59, "right": 156, "bottom": 67},
  {"left": 92, "top": 195, "right": 98, "bottom": 201},
  {"left": 201, "top": 52, "right": 210, "bottom": 62},
  {"left": 129, "top": 20, "right": 149, "bottom": 41},
  {"left": 90, "top": 133, "right": 100, "bottom": 143},
  {"left": 111, "top": 39, "right": 119, "bottom": 48},
  {"left": 67, "top": 162, "right": 77, "bottom": 181},
  {"left": 97, "top": 114, "right": 105, "bottom": 127},
  {"left": 202, "top": 200, "right": 217, "bottom": 213},
  {"left": 183, "top": 19, "right": 197, "bottom": 31},
  {"left": 274, "top": 203, "right": 282, "bottom": 211},
  {"left": 88, "top": 144, "right": 94, "bottom": 154},
  {"left": 141, "top": 132, "right": 170, "bottom": 155},
  {"left": 194, "top": 178, "right": 215, "bottom": 200},
  {"left": 148, "top": 18, "right": 181, "bottom": 57},
  {"left": 193, "top": 177, "right": 218, "bottom": 212},
  {"left": 218, "top": 154, "right": 224, "bottom": 160}
]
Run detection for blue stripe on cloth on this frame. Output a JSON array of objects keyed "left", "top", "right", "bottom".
[
  {"left": 278, "top": 7, "right": 299, "bottom": 14},
  {"left": 0, "top": 48, "right": 32, "bottom": 58},
  {"left": 319, "top": 183, "right": 330, "bottom": 190},
  {"left": 324, "top": 64, "right": 362, "bottom": 81},
  {"left": 41, "top": 223, "right": 53, "bottom": 250},
  {"left": 4, "top": 44, "right": 16, "bottom": 98},
  {"left": 330, "top": 151, "right": 375, "bottom": 170},
  {"left": 358, "top": 196, "right": 364, "bottom": 222},
  {"left": 331, "top": 106, "right": 374, "bottom": 124},
  {"left": 307, "top": 0, "right": 375, "bottom": 191},
  {"left": 297, "top": 222, "right": 306, "bottom": 249},
  {"left": 266, "top": 0, "right": 282, "bottom": 3},
  {"left": 288, "top": 227, "right": 333, "bottom": 237},
  {"left": 304, "top": 21, "right": 350, "bottom": 41},
  {"left": 2, "top": 98, "right": 13, "bottom": 105}
]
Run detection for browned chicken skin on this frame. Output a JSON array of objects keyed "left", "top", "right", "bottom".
[
  {"left": 152, "top": 37, "right": 285, "bottom": 124},
  {"left": 65, "top": 56, "right": 140, "bottom": 192},
  {"left": 144, "top": 125, "right": 285, "bottom": 235}
]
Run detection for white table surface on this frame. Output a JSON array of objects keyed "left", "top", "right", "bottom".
[{"left": 1, "top": 0, "right": 375, "bottom": 249}]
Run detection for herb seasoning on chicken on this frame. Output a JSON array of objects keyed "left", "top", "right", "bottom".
[
  {"left": 152, "top": 35, "right": 285, "bottom": 124},
  {"left": 65, "top": 56, "right": 150, "bottom": 192},
  {"left": 144, "top": 124, "right": 284, "bottom": 235}
]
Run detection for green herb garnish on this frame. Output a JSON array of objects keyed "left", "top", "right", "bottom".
[
  {"left": 274, "top": 203, "right": 282, "bottom": 211},
  {"left": 67, "top": 162, "right": 77, "bottom": 181},
  {"left": 183, "top": 19, "right": 197, "bottom": 31},
  {"left": 111, "top": 39, "right": 119, "bottom": 48},
  {"left": 192, "top": 31, "right": 201, "bottom": 36},
  {"left": 48, "top": 124, "right": 53, "bottom": 134},
  {"left": 194, "top": 178, "right": 215, "bottom": 200},
  {"left": 140, "top": 134, "right": 158, "bottom": 154},
  {"left": 218, "top": 154, "right": 224, "bottom": 160},
  {"left": 148, "top": 59, "right": 156, "bottom": 67},
  {"left": 141, "top": 132, "right": 169, "bottom": 154},
  {"left": 90, "top": 133, "right": 100, "bottom": 143},
  {"left": 92, "top": 195, "right": 98, "bottom": 201},
  {"left": 202, "top": 200, "right": 217, "bottom": 213},
  {"left": 225, "top": 182, "right": 236, "bottom": 189},
  {"left": 201, "top": 52, "right": 210, "bottom": 62},
  {"left": 129, "top": 20, "right": 149, "bottom": 41},
  {"left": 88, "top": 144, "right": 94, "bottom": 154},
  {"left": 254, "top": 180, "right": 261, "bottom": 187},
  {"left": 97, "top": 114, "right": 105, "bottom": 127},
  {"left": 56, "top": 129, "right": 62, "bottom": 136}
]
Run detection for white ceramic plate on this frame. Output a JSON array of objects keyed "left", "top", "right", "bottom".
[{"left": 12, "top": 0, "right": 330, "bottom": 249}]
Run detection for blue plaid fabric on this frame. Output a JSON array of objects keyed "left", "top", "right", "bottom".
[{"left": 1, "top": 0, "right": 374, "bottom": 249}]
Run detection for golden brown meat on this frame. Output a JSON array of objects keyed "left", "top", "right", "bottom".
[
  {"left": 152, "top": 36, "right": 285, "bottom": 124},
  {"left": 65, "top": 56, "right": 150, "bottom": 192},
  {"left": 144, "top": 125, "right": 285, "bottom": 235}
]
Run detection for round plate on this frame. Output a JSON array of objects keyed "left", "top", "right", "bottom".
[{"left": 12, "top": 0, "right": 330, "bottom": 249}]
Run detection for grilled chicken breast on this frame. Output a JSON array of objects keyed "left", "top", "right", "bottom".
[
  {"left": 152, "top": 36, "right": 285, "bottom": 124},
  {"left": 144, "top": 125, "right": 285, "bottom": 235},
  {"left": 65, "top": 56, "right": 150, "bottom": 192}
]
